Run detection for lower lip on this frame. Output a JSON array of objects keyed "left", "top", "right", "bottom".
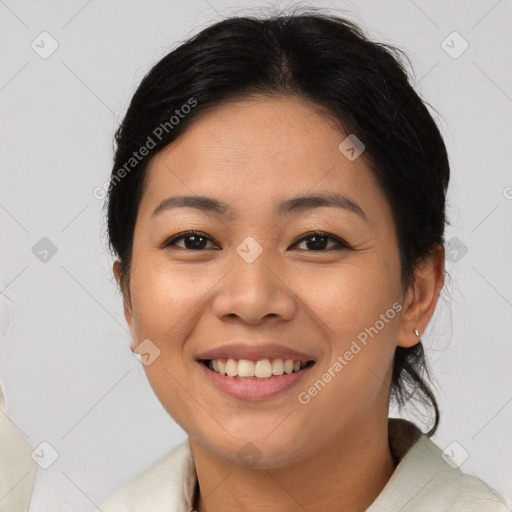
[{"left": 197, "top": 361, "right": 314, "bottom": 400}]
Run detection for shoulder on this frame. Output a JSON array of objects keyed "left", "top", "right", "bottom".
[
  {"left": 0, "top": 386, "right": 37, "bottom": 512},
  {"left": 100, "top": 437, "right": 196, "bottom": 512},
  {"left": 414, "top": 435, "right": 510, "bottom": 510},
  {"left": 369, "top": 425, "right": 511, "bottom": 512}
]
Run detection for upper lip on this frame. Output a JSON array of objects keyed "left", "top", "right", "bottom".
[{"left": 196, "top": 342, "right": 315, "bottom": 362}]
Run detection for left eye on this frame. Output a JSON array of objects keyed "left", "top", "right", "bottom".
[{"left": 292, "top": 231, "right": 350, "bottom": 251}]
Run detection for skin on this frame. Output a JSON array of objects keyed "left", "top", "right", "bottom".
[{"left": 114, "top": 95, "right": 444, "bottom": 512}]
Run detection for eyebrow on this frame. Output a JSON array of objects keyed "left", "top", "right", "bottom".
[{"left": 151, "top": 192, "right": 367, "bottom": 222}]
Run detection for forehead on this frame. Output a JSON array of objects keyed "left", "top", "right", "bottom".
[
  {"left": 151, "top": 95, "right": 351, "bottom": 175},
  {"left": 140, "top": 95, "right": 387, "bottom": 224}
]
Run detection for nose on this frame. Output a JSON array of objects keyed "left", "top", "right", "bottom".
[{"left": 211, "top": 249, "right": 297, "bottom": 325}]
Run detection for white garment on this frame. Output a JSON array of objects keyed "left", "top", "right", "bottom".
[
  {"left": 101, "top": 418, "right": 510, "bottom": 512},
  {"left": 0, "top": 386, "right": 37, "bottom": 512}
]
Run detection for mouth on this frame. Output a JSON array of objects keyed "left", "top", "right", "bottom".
[
  {"left": 199, "top": 358, "right": 316, "bottom": 380},
  {"left": 196, "top": 356, "right": 316, "bottom": 400}
]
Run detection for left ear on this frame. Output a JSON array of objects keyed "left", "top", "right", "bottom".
[{"left": 397, "top": 243, "right": 445, "bottom": 348}]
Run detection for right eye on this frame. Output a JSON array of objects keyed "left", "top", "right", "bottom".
[{"left": 163, "top": 231, "right": 220, "bottom": 250}]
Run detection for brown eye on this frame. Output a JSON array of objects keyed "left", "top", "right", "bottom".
[
  {"left": 292, "top": 231, "right": 351, "bottom": 251},
  {"left": 164, "top": 231, "right": 219, "bottom": 250}
]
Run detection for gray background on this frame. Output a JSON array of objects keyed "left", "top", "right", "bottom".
[{"left": 1, "top": 0, "right": 511, "bottom": 510}]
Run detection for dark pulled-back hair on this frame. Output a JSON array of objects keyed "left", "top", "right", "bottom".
[{"left": 106, "top": 7, "right": 449, "bottom": 436}]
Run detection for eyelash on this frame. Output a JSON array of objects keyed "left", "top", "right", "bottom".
[{"left": 162, "top": 230, "right": 352, "bottom": 252}]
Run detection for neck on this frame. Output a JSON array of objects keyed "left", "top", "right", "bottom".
[{"left": 190, "top": 415, "right": 396, "bottom": 512}]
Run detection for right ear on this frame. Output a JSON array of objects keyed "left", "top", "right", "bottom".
[{"left": 113, "top": 259, "right": 133, "bottom": 330}]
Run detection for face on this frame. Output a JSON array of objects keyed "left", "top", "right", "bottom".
[{"left": 120, "top": 95, "right": 409, "bottom": 468}]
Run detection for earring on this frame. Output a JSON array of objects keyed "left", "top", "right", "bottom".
[{"left": 413, "top": 327, "right": 421, "bottom": 343}]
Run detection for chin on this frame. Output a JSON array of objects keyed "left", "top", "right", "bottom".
[{"left": 199, "top": 430, "right": 309, "bottom": 470}]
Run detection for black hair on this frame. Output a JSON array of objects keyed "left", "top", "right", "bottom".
[{"left": 106, "top": 7, "right": 449, "bottom": 436}]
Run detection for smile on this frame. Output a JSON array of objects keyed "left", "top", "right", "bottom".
[
  {"left": 197, "top": 358, "right": 316, "bottom": 400},
  {"left": 201, "top": 358, "right": 315, "bottom": 379}
]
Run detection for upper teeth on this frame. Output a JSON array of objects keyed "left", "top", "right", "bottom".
[{"left": 208, "top": 358, "right": 308, "bottom": 378}]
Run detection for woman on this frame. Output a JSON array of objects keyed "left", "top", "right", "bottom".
[{"left": 100, "top": 8, "right": 510, "bottom": 512}]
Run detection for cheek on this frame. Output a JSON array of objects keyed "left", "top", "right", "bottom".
[
  {"left": 128, "top": 261, "right": 203, "bottom": 344},
  {"left": 127, "top": 263, "right": 209, "bottom": 431},
  {"left": 297, "top": 258, "right": 401, "bottom": 338},
  {"left": 294, "top": 270, "right": 400, "bottom": 439},
  {"left": 296, "top": 259, "right": 401, "bottom": 390}
]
